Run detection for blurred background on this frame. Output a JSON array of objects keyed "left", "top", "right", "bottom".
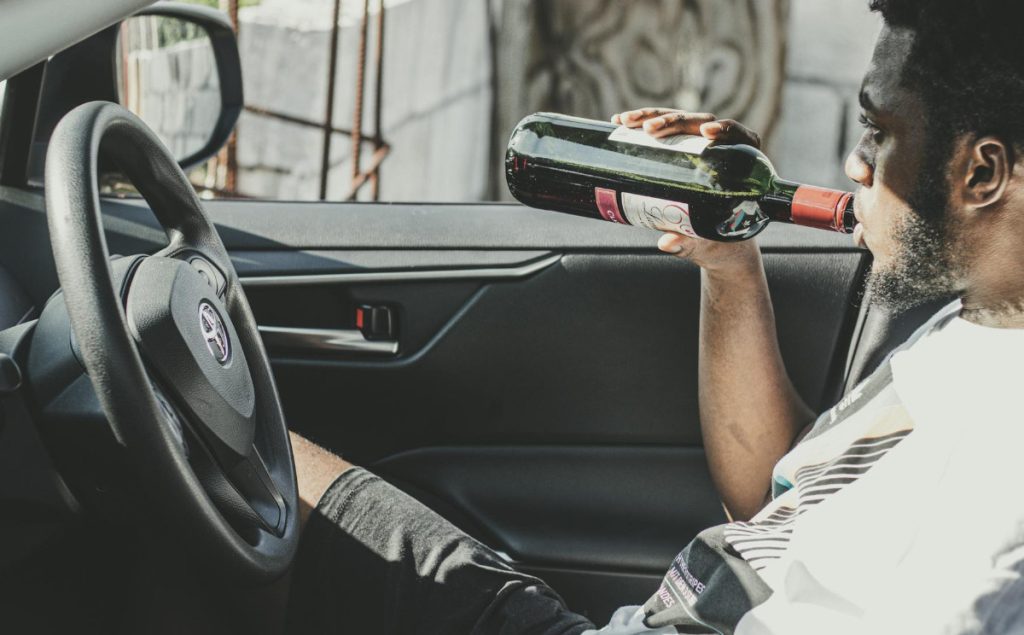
[{"left": 167, "top": 0, "right": 881, "bottom": 202}]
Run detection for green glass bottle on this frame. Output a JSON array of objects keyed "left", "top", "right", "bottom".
[{"left": 505, "top": 112, "right": 856, "bottom": 242}]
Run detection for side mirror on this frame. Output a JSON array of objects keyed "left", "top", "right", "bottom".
[
  {"left": 115, "top": 3, "right": 242, "bottom": 168},
  {"left": 28, "top": 2, "right": 242, "bottom": 184}
]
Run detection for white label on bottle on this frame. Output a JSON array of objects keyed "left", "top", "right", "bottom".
[
  {"left": 607, "top": 126, "right": 712, "bottom": 155},
  {"left": 621, "top": 193, "right": 697, "bottom": 237}
]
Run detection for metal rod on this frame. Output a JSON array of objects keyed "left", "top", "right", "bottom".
[
  {"left": 484, "top": 0, "right": 501, "bottom": 200},
  {"left": 319, "top": 0, "right": 343, "bottom": 200},
  {"left": 345, "top": 143, "right": 391, "bottom": 199},
  {"left": 224, "top": 0, "right": 239, "bottom": 194},
  {"left": 244, "top": 104, "right": 356, "bottom": 136},
  {"left": 223, "top": 0, "right": 238, "bottom": 193},
  {"left": 369, "top": 0, "right": 386, "bottom": 200},
  {"left": 351, "top": 0, "right": 371, "bottom": 195}
]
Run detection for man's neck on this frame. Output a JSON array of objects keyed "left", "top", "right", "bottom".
[
  {"left": 958, "top": 214, "right": 1024, "bottom": 328},
  {"left": 960, "top": 295, "right": 1024, "bottom": 328}
]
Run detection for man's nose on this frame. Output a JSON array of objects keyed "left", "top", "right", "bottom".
[{"left": 845, "top": 151, "right": 873, "bottom": 188}]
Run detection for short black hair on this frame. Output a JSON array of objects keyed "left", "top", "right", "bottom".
[{"left": 868, "top": 0, "right": 1024, "bottom": 153}]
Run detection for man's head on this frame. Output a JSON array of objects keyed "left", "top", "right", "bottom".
[{"left": 849, "top": 0, "right": 1024, "bottom": 318}]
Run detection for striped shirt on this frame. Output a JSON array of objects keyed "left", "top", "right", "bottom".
[
  {"left": 636, "top": 301, "right": 965, "bottom": 634},
  {"left": 724, "top": 360, "right": 912, "bottom": 574}
]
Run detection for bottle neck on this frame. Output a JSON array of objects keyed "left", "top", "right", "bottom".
[{"left": 764, "top": 178, "right": 856, "bottom": 234}]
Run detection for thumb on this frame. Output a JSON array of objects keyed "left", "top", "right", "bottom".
[{"left": 658, "top": 232, "right": 691, "bottom": 255}]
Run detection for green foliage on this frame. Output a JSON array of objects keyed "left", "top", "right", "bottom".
[
  {"left": 154, "top": 16, "right": 207, "bottom": 46},
  {"left": 149, "top": 0, "right": 262, "bottom": 44}
]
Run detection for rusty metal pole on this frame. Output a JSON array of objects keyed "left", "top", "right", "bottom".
[
  {"left": 221, "top": 0, "right": 239, "bottom": 194},
  {"left": 369, "top": 0, "right": 385, "bottom": 200},
  {"left": 319, "top": 0, "right": 343, "bottom": 200},
  {"left": 350, "top": 0, "right": 371, "bottom": 199}
]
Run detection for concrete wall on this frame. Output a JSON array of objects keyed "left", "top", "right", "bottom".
[{"left": 234, "top": 0, "right": 492, "bottom": 201}]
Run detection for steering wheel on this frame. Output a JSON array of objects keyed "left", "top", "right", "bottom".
[{"left": 40, "top": 101, "right": 299, "bottom": 581}]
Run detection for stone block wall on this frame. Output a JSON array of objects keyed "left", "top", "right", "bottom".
[
  {"left": 120, "top": 29, "right": 222, "bottom": 161},
  {"left": 768, "top": 0, "right": 881, "bottom": 189}
]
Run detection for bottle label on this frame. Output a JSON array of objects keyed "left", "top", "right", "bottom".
[
  {"left": 595, "top": 187, "right": 628, "bottom": 224},
  {"left": 620, "top": 192, "right": 697, "bottom": 237},
  {"left": 608, "top": 126, "right": 712, "bottom": 156}
]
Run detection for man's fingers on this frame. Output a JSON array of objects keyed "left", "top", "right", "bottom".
[
  {"left": 643, "top": 112, "right": 717, "bottom": 137},
  {"left": 612, "top": 107, "right": 680, "bottom": 128},
  {"left": 623, "top": 107, "right": 675, "bottom": 121},
  {"left": 699, "top": 119, "right": 762, "bottom": 148},
  {"left": 611, "top": 109, "right": 763, "bottom": 148}
]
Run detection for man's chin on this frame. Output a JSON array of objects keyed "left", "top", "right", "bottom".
[
  {"left": 864, "top": 266, "right": 958, "bottom": 314},
  {"left": 864, "top": 194, "right": 963, "bottom": 314}
]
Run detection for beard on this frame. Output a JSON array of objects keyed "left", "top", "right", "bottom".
[
  {"left": 864, "top": 140, "right": 965, "bottom": 313},
  {"left": 864, "top": 211, "right": 962, "bottom": 312}
]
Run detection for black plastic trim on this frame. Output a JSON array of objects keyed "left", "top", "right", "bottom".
[
  {"left": 373, "top": 445, "right": 727, "bottom": 573},
  {"left": 231, "top": 249, "right": 554, "bottom": 278},
  {"left": 0, "top": 64, "right": 44, "bottom": 187}
]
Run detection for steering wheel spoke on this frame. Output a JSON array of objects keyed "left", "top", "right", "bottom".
[
  {"left": 228, "top": 446, "right": 287, "bottom": 537},
  {"left": 148, "top": 378, "right": 190, "bottom": 459},
  {"left": 152, "top": 373, "right": 285, "bottom": 538}
]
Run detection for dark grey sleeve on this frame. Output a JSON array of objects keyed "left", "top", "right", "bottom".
[{"left": 287, "top": 467, "right": 595, "bottom": 635}]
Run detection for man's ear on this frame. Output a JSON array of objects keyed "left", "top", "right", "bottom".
[{"left": 963, "top": 137, "right": 1012, "bottom": 209}]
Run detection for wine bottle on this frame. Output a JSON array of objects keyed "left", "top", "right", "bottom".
[{"left": 505, "top": 112, "right": 856, "bottom": 242}]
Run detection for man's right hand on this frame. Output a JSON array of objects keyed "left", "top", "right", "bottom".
[
  {"left": 611, "top": 108, "right": 814, "bottom": 521},
  {"left": 610, "top": 108, "right": 762, "bottom": 147},
  {"left": 609, "top": 108, "right": 764, "bottom": 276}
]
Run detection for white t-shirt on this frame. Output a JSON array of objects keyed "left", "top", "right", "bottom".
[{"left": 588, "top": 301, "right": 1024, "bottom": 634}]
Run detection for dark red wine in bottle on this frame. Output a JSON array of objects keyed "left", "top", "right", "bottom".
[{"left": 505, "top": 112, "right": 856, "bottom": 242}]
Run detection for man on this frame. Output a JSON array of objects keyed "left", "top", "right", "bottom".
[{"left": 287, "top": 1, "right": 1024, "bottom": 632}]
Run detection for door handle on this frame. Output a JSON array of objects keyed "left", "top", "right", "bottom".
[{"left": 257, "top": 326, "right": 398, "bottom": 355}]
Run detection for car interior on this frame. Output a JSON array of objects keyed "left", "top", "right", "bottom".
[{"left": 0, "top": 2, "right": 951, "bottom": 633}]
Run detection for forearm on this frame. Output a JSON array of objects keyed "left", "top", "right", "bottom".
[
  {"left": 698, "top": 250, "right": 815, "bottom": 521},
  {"left": 289, "top": 431, "right": 355, "bottom": 526}
]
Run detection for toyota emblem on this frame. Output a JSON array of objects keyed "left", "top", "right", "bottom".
[{"left": 198, "top": 302, "right": 231, "bottom": 365}]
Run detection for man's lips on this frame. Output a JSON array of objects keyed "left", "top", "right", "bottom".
[
  {"left": 851, "top": 196, "right": 867, "bottom": 248},
  {"left": 853, "top": 223, "right": 867, "bottom": 248},
  {"left": 852, "top": 198, "right": 865, "bottom": 225}
]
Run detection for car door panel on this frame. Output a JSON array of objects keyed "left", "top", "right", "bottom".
[
  {"left": 245, "top": 251, "right": 864, "bottom": 455},
  {"left": 375, "top": 446, "right": 727, "bottom": 573},
  {"left": 376, "top": 446, "right": 723, "bottom": 622}
]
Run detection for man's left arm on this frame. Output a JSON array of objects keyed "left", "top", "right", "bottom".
[{"left": 289, "top": 431, "right": 354, "bottom": 526}]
